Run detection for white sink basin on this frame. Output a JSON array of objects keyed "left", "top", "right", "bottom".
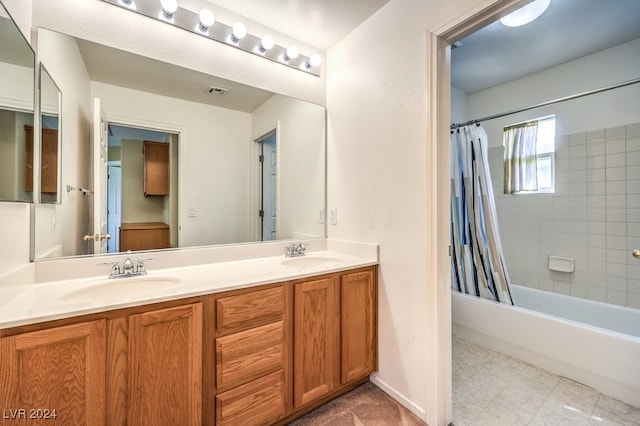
[
  {"left": 281, "top": 256, "right": 342, "bottom": 268},
  {"left": 61, "top": 276, "right": 182, "bottom": 303}
]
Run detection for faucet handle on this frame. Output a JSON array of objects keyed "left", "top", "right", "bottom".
[
  {"left": 98, "top": 260, "right": 120, "bottom": 277},
  {"left": 136, "top": 258, "right": 154, "bottom": 275}
]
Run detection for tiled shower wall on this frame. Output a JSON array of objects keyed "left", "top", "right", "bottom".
[{"left": 489, "top": 122, "right": 640, "bottom": 309}]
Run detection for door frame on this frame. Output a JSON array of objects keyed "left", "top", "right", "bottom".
[
  {"left": 102, "top": 112, "right": 186, "bottom": 248},
  {"left": 251, "top": 124, "right": 280, "bottom": 242},
  {"left": 427, "top": 1, "right": 527, "bottom": 424}
]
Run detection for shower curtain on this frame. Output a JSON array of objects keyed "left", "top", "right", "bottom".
[{"left": 451, "top": 124, "right": 513, "bottom": 304}]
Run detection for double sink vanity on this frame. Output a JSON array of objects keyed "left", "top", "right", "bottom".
[{"left": 0, "top": 241, "right": 378, "bottom": 425}]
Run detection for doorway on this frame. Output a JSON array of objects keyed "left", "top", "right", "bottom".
[
  {"left": 255, "top": 131, "right": 277, "bottom": 241},
  {"left": 106, "top": 123, "right": 178, "bottom": 252}
]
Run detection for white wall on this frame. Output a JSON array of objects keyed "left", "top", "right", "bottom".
[
  {"left": 92, "top": 81, "right": 253, "bottom": 247},
  {"left": 466, "top": 39, "right": 640, "bottom": 148},
  {"left": 2, "top": 0, "right": 32, "bottom": 42},
  {"left": 327, "top": 0, "right": 503, "bottom": 422},
  {"left": 35, "top": 28, "right": 92, "bottom": 257},
  {"left": 252, "top": 95, "right": 326, "bottom": 241}
]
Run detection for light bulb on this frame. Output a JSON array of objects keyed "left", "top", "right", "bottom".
[
  {"left": 259, "top": 34, "right": 275, "bottom": 52},
  {"left": 160, "top": 0, "right": 178, "bottom": 17},
  {"left": 230, "top": 22, "right": 247, "bottom": 43},
  {"left": 308, "top": 54, "right": 321, "bottom": 68},
  {"left": 284, "top": 45, "right": 299, "bottom": 61},
  {"left": 500, "top": 0, "right": 550, "bottom": 27},
  {"left": 198, "top": 9, "right": 215, "bottom": 31}
]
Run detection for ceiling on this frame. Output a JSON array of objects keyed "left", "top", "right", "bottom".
[
  {"left": 451, "top": 0, "right": 640, "bottom": 94},
  {"left": 202, "top": 0, "right": 391, "bottom": 51},
  {"left": 77, "top": 37, "right": 274, "bottom": 113},
  {"left": 0, "top": 16, "right": 33, "bottom": 67}
]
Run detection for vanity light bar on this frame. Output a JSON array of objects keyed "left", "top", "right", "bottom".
[{"left": 101, "top": 0, "right": 322, "bottom": 77}]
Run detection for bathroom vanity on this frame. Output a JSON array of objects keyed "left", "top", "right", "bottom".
[{"left": 0, "top": 250, "right": 377, "bottom": 425}]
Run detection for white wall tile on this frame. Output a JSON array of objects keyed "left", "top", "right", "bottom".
[
  {"left": 570, "top": 145, "right": 586, "bottom": 158},
  {"left": 606, "top": 289, "right": 627, "bottom": 306},
  {"left": 606, "top": 223, "right": 627, "bottom": 237},
  {"left": 607, "top": 262, "right": 627, "bottom": 278},
  {"left": 605, "top": 138, "right": 626, "bottom": 154},
  {"left": 627, "top": 151, "right": 640, "bottom": 166},
  {"left": 569, "top": 133, "right": 586, "bottom": 146},
  {"left": 606, "top": 153, "right": 626, "bottom": 168},
  {"left": 587, "top": 182, "right": 606, "bottom": 195},
  {"left": 606, "top": 248, "right": 627, "bottom": 264},
  {"left": 607, "top": 194, "right": 627, "bottom": 209},
  {"left": 606, "top": 181, "right": 626, "bottom": 195},
  {"left": 570, "top": 157, "right": 586, "bottom": 171},
  {"left": 587, "top": 286, "right": 606, "bottom": 302},
  {"left": 627, "top": 123, "right": 640, "bottom": 139},
  {"left": 606, "top": 125, "right": 626, "bottom": 140},
  {"left": 627, "top": 136, "right": 640, "bottom": 152},
  {"left": 586, "top": 168, "right": 606, "bottom": 182},
  {"left": 586, "top": 141, "right": 605, "bottom": 157},
  {"left": 606, "top": 167, "right": 626, "bottom": 181},
  {"left": 627, "top": 180, "right": 640, "bottom": 194},
  {"left": 606, "top": 276, "right": 627, "bottom": 291},
  {"left": 628, "top": 208, "right": 640, "bottom": 222},
  {"left": 606, "top": 235, "right": 627, "bottom": 250},
  {"left": 607, "top": 208, "right": 627, "bottom": 222}
]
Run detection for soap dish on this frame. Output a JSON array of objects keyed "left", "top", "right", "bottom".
[{"left": 548, "top": 256, "right": 574, "bottom": 273}]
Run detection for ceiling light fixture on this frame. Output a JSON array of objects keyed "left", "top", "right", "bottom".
[
  {"left": 500, "top": 0, "right": 551, "bottom": 27},
  {"left": 100, "top": 0, "right": 322, "bottom": 76},
  {"left": 229, "top": 22, "right": 247, "bottom": 44},
  {"left": 197, "top": 9, "right": 215, "bottom": 33},
  {"left": 257, "top": 34, "right": 275, "bottom": 53},
  {"left": 159, "top": 0, "right": 178, "bottom": 20},
  {"left": 304, "top": 54, "right": 322, "bottom": 70},
  {"left": 283, "top": 45, "right": 299, "bottom": 62}
]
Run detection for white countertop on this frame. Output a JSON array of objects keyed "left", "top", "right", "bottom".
[{"left": 0, "top": 249, "right": 377, "bottom": 329}]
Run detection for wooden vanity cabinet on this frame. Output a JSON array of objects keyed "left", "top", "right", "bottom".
[
  {"left": 0, "top": 320, "right": 106, "bottom": 425},
  {"left": 340, "top": 268, "right": 377, "bottom": 384},
  {"left": 292, "top": 266, "right": 377, "bottom": 411},
  {"left": 293, "top": 276, "right": 340, "bottom": 407},
  {"left": 214, "top": 285, "right": 290, "bottom": 426},
  {"left": 126, "top": 303, "right": 202, "bottom": 426}
]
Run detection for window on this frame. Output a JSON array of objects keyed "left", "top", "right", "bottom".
[{"left": 503, "top": 115, "right": 555, "bottom": 194}]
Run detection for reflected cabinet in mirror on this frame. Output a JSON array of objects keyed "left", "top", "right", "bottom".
[
  {"left": 0, "top": 3, "right": 34, "bottom": 203},
  {"left": 34, "top": 27, "right": 326, "bottom": 260}
]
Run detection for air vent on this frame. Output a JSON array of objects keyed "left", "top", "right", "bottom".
[{"left": 208, "top": 86, "right": 230, "bottom": 96}]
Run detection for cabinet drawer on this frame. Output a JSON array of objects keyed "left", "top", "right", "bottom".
[
  {"left": 216, "top": 320, "right": 284, "bottom": 390},
  {"left": 216, "top": 369, "right": 286, "bottom": 426},
  {"left": 216, "top": 286, "right": 284, "bottom": 332}
]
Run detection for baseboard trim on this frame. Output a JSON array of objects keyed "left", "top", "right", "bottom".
[{"left": 369, "top": 374, "right": 426, "bottom": 421}]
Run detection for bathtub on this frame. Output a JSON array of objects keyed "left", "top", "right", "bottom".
[{"left": 452, "top": 284, "right": 640, "bottom": 408}]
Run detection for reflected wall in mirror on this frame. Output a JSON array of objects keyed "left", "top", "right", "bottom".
[
  {"left": 34, "top": 27, "right": 326, "bottom": 260},
  {"left": 39, "top": 64, "right": 61, "bottom": 204},
  {"left": 0, "top": 2, "right": 34, "bottom": 203}
]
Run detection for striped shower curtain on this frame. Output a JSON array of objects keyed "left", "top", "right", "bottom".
[{"left": 451, "top": 124, "right": 513, "bottom": 304}]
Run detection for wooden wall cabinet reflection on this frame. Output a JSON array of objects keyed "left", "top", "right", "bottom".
[{"left": 24, "top": 125, "right": 58, "bottom": 193}]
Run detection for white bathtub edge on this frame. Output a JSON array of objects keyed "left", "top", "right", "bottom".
[{"left": 452, "top": 292, "right": 640, "bottom": 408}]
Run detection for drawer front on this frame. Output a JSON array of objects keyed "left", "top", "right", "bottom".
[
  {"left": 216, "top": 370, "right": 286, "bottom": 426},
  {"left": 216, "top": 286, "right": 284, "bottom": 332},
  {"left": 216, "top": 321, "right": 284, "bottom": 390}
]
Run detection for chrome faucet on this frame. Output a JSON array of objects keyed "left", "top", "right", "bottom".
[
  {"left": 285, "top": 243, "right": 307, "bottom": 257},
  {"left": 100, "top": 257, "right": 152, "bottom": 278}
]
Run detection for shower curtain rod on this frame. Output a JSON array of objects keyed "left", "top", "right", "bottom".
[{"left": 450, "top": 77, "right": 640, "bottom": 130}]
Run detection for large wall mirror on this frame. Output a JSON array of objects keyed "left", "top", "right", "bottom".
[
  {"left": 33, "top": 27, "right": 326, "bottom": 260},
  {"left": 0, "top": 3, "right": 34, "bottom": 204}
]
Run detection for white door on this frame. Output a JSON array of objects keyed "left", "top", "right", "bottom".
[
  {"left": 262, "top": 134, "right": 277, "bottom": 241},
  {"left": 92, "top": 98, "right": 109, "bottom": 254},
  {"left": 107, "top": 165, "right": 121, "bottom": 253}
]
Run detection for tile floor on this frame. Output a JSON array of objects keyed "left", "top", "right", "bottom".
[{"left": 453, "top": 335, "right": 640, "bottom": 425}]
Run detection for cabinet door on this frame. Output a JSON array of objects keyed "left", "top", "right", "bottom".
[
  {"left": 143, "top": 141, "right": 170, "bottom": 196},
  {"left": 293, "top": 277, "right": 340, "bottom": 408},
  {"left": 0, "top": 320, "right": 106, "bottom": 425},
  {"left": 129, "top": 303, "right": 202, "bottom": 426},
  {"left": 341, "top": 269, "right": 376, "bottom": 383}
]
